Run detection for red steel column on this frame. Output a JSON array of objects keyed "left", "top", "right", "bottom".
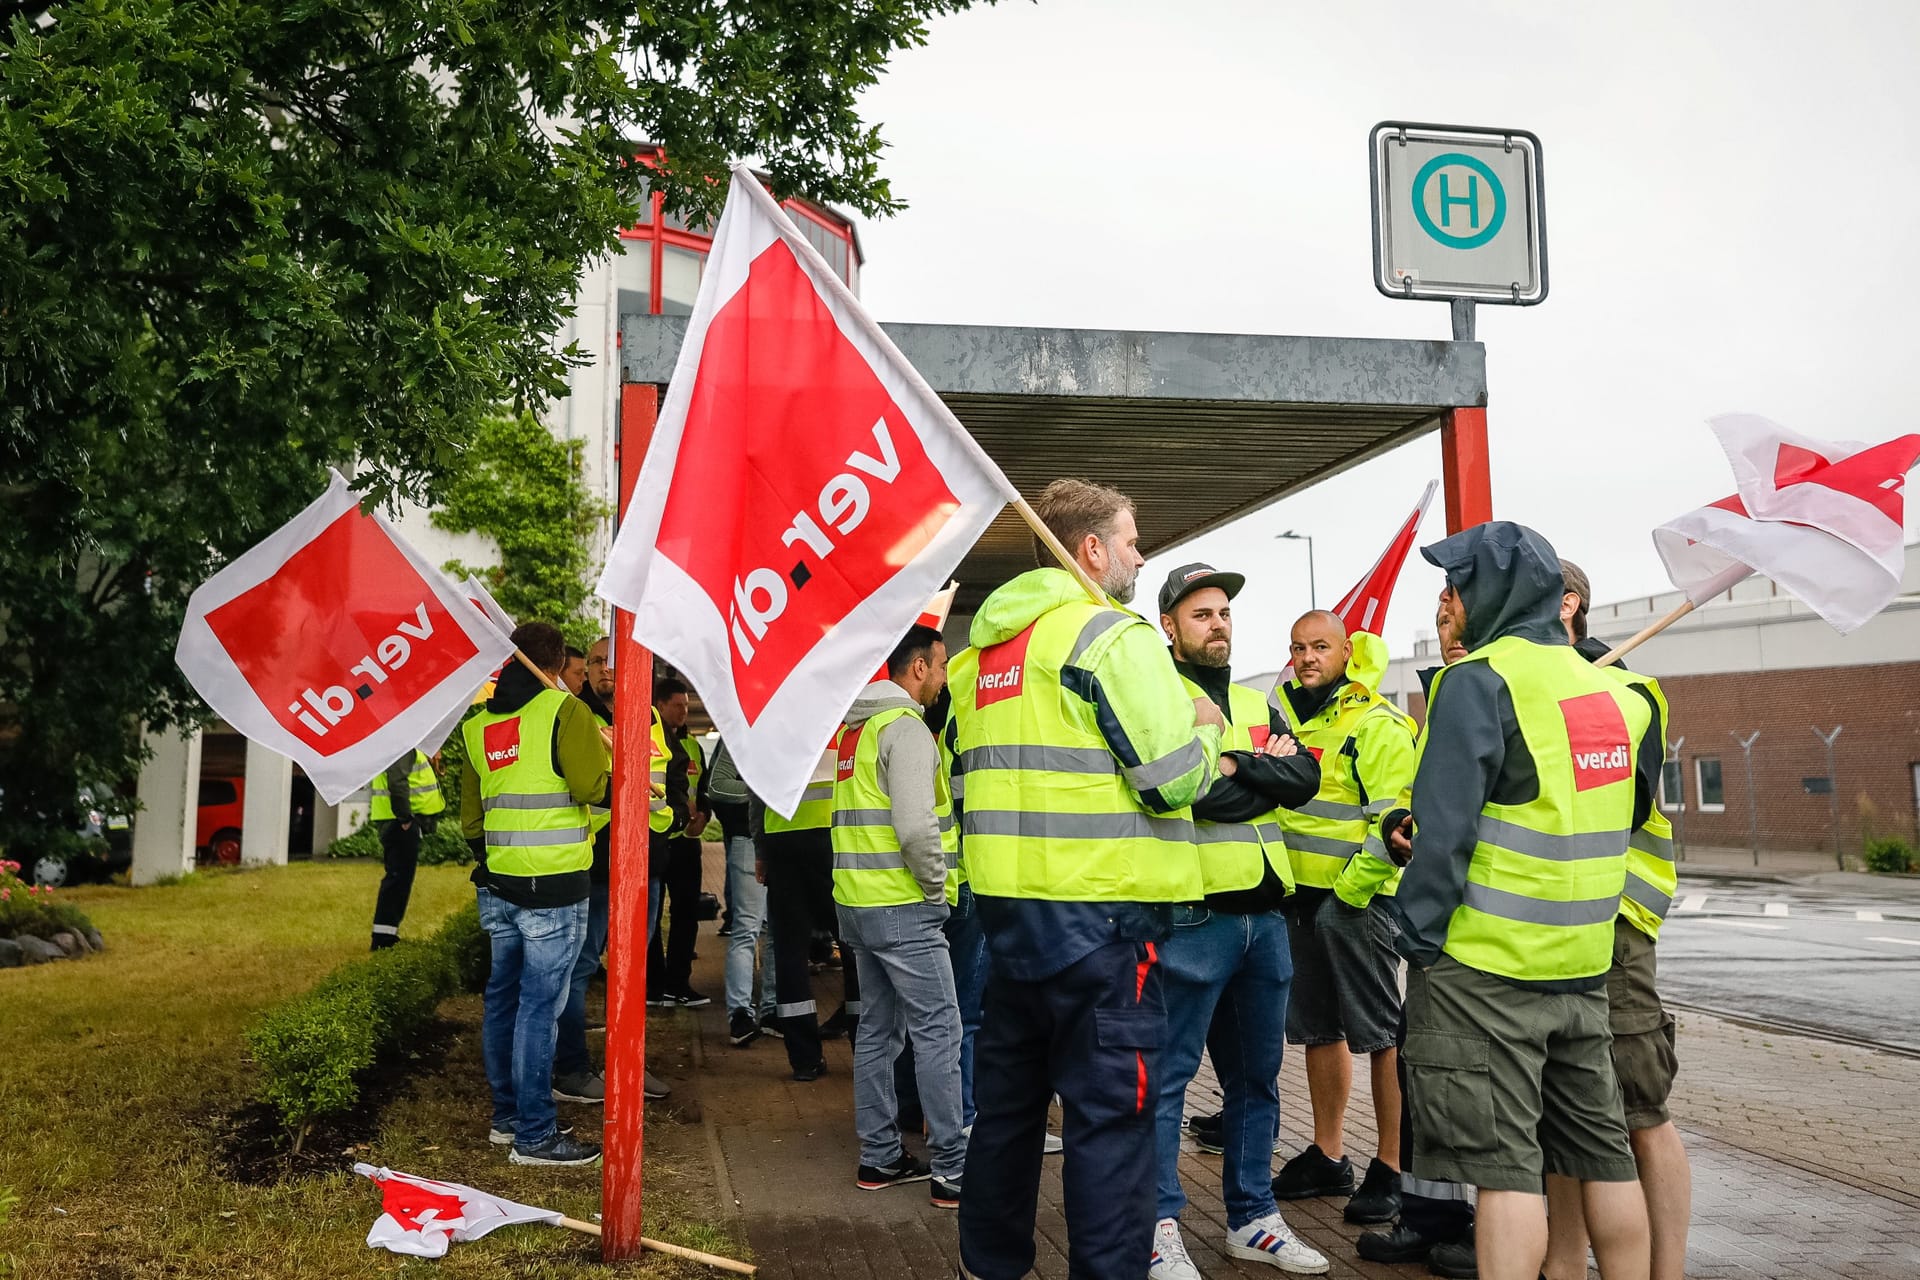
[
  {"left": 1440, "top": 406, "right": 1493, "bottom": 533},
  {"left": 602, "top": 380, "right": 658, "bottom": 1261}
]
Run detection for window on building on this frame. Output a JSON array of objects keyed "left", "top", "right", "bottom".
[
  {"left": 1695, "top": 757, "right": 1725, "bottom": 811},
  {"left": 659, "top": 244, "right": 707, "bottom": 316},
  {"left": 1660, "top": 759, "right": 1684, "bottom": 811},
  {"left": 614, "top": 236, "right": 651, "bottom": 316}
]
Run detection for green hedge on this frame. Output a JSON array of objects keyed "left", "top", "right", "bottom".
[
  {"left": 1864, "top": 836, "right": 1917, "bottom": 874},
  {"left": 246, "top": 902, "right": 486, "bottom": 1150}
]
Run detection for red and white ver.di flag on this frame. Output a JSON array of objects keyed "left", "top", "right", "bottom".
[
  {"left": 597, "top": 167, "right": 1017, "bottom": 817},
  {"left": 175, "top": 471, "right": 516, "bottom": 803},
  {"left": 1654, "top": 415, "right": 1920, "bottom": 634},
  {"left": 354, "top": 1164, "right": 562, "bottom": 1258}
]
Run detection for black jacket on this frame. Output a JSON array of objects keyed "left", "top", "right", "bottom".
[{"left": 1173, "top": 656, "right": 1321, "bottom": 913}]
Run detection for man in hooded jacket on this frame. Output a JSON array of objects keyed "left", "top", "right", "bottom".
[{"left": 1379, "top": 523, "right": 1661, "bottom": 1280}]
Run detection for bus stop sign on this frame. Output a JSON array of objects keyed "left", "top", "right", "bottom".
[{"left": 1371, "top": 121, "right": 1547, "bottom": 306}]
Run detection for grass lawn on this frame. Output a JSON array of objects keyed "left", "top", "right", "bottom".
[{"left": 0, "top": 862, "right": 738, "bottom": 1278}]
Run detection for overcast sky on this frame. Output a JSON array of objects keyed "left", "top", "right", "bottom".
[{"left": 843, "top": 0, "right": 1920, "bottom": 672}]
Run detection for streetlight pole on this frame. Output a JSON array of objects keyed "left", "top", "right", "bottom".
[
  {"left": 1731, "top": 731, "right": 1761, "bottom": 867},
  {"left": 1814, "top": 725, "right": 1845, "bottom": 870},
  {"left": 1277, "top": 530, "right": 1317, "bottom": 609}
]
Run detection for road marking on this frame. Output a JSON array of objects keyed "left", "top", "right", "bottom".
[
  {"left": 1678, "top": 894, "right": 1707, "bottom": 913},
  {"left": 1858, "top": 910, "right": 1885, "bottom": 922},
  {"left": 1764, "top": 902, "right": 1789, "bottom": 917},
  {"left": 1701, "top": 918, "right": 1787, "bottom": 930},
  {"left": 1866, "top": 936, "right": 1920, "bottom": 947}
]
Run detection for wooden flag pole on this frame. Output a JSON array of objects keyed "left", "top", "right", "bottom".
[
  {"left": 1592, "top": 598, "right": 1697, "bottom": 668},
  {"left": 1593, "top": 563, "right": 1753, "bottom": 668},
  {"left": 1010, "top": 496, "right": 1109, "bottom": 605},
  {"left": 555, "top": 1218, "right": 756, "bottom": 1274}
]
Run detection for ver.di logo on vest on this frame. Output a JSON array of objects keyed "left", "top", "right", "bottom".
[
  {"left": 1559, "top": 692, "right": 1631, "bottom": 791},
  {"left": 975, "top": 625, "right": 1035, "bottom": 708},
  {"left": 482, "top": 718, "right": 522, "bottom": 771}
]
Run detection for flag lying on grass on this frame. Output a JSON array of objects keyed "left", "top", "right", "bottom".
[
  {"left": 354, "top": 1163, "right": 562, "bottom": 1258},
  {"left": 596, "top": 166, "right": 1017, "bottom": 817},
  {"left": 1654, "top": 415, "right": 1920, "bottom": 634},
  {"left": 175, "top": 471, "right": 515, "bottom": 802}
]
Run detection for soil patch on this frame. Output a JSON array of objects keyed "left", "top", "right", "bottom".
[{"left": 212, "top": 1014, "right": 463, "bottom": 1184}]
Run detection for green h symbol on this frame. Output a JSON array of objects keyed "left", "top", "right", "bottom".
[{"left": 1438, "top": 172, "right": 1480, "bottom": 230}]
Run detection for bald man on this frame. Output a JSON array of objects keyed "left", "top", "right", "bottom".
[{"left": 1269, "top": 611, "right": 1420, "bottom": 1225}]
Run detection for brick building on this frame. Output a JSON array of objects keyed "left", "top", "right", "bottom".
[{"left": 1377, "top": 544, "right": 1920, "bottom": 859}]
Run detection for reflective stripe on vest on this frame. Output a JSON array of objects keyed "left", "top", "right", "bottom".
[
  {"left": 1180, "top": 677, "right": 1295, "bottom": 896},
  {"left": 1434, "top": 637, "right": 1652, "bottom": 982},
  {"left": 462, "top": 689, "right": 593, "bottom": 877},
  {"left": 952, "top": 601, "right": 1203, "bottom": 904},
  {"left": 1276, "top": 681, "right": 1413, "bottom": 890},
  {"left": 1605, "top": 668, "right": 1678, "bottom": 940},
  {"left": 765, "top": 753, "right": 835, "bottom": 833},
  {"left": 648, "top": 709, "right": 673, "bottom": 834},
  {"left": 831, "top": 707, "right": 958, "bottom": 907},
  {"left": 371, "top": 750, "right": 446, "bottom": 821}
]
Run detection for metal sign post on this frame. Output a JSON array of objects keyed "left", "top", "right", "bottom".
[
  {"left": 1815, "top": 725, "right": 1845, "bottom": 870},
  {"left": 1732, "top": 731, "right": 1762, "bottom": 866}
]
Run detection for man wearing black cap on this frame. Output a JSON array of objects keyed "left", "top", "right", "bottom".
[{"left": 1147, "top": 563, "right": 1331, "bottom": 1279}]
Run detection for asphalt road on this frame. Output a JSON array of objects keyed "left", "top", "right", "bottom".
[{"left": 1658, "top": 874, "right": 1920, "bottom": 1054}]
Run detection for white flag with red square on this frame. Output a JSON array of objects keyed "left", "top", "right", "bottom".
[
  {"left": 597, "top": 167, "right": 1016, "bottom": 816},
  {"left": 1654, "top": 415, "right": 1920, "bottom": 633},
  {"left": 175, "top": 471, "right": 516, "bottom": 803},
  {"left": 354, "top": 1164, "right": 562, "bottom": 1258}
]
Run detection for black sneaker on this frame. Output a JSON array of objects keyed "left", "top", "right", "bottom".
[
  {"left": 728, "top": 1009, "right": 761, "bottom": 1047},
  {"left": 792, "top": 1059, "right": 828, "bottom": 1083},
  {"left": 1272, "top": 1144, "right": 1355, "bottom": 1200},
  {"left": 757, "top": 1017, "right": 785, "bottom": 1040},
  {"left": 551, "top": 1071, "right": 606, "bottom": 1104},
  {"left": 856, "top": 1153, "right": 931, "bottom": 1190},
  {"left": 1357, "top": 1223, "right": 1441, "bottom": 1265},
  {"left": 509, "top": 1132, "right": 603, "bottom": 1166},
  {"left": 1426, "top": 1236, "right": 1479, "bottom": 1279},
  {"left": 646, "top": 991, "right": 673, "bottom": 1008},
  {"left": 1190, "top": 1112, "right": 1225, "bottom": 1154},
  {"left": 669, "top": 987, "right": 712, "bottom": 1008},
  {"left": 1345, "top": 1156, "right": 1401, "bottom": 1224},
  {"left": 930, "top": 1175, "right": 962, "bottom": 1209}
]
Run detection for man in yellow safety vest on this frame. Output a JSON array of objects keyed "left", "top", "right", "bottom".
[
  {"left": 1380, "top": 524, "right": 1661, "bottom": 1280},
  {"left": 459, "top": 622, "right": 609, "bottom": 1168},
  {"left": 1269, "top": 611, "right": 1419, "bottom": 1224},
  {"left": 1542, "top": 561, "right": 1691, "bottom": 1280},
  {"left": 369, "top": 746, "right": 445, "bottom": 949},
  {"left": 952, "top": 478, "right": 1223, "bottom": 1280},
  {"left": 831, "top": 623, "right": 965, "bottom": 1208}
]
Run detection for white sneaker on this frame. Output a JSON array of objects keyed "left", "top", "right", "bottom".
[
  {"left": 957, "top": 1123, "right": 1064, "bottom": 1154},
  {"left": 1224, "top": 1211, "right": 1329, "bottom": 1274},
  {"left": 1149, "top": 1217, "right": 1202, "bottom": 1280}
]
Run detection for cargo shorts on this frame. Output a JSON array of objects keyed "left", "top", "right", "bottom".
[
  {"left": 1606, "top": 917, "right": 1678, "bottom": 1130},
  {"left": 1284, "top": 891, "right": 1403, "bottom": 1054},
  {"left": 1402, "top": 956, "right": 1638, "bottom": 1193}
]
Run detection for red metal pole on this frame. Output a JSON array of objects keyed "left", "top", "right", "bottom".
[
  {"left": 1440, "top": 406, "right": 1493, "bottom": 534},
  {"left": 603, "top": 380, "right": 659, "bottom": 1262}
]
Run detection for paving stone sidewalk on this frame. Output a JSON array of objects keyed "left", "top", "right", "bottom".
[{"left": 661, "top": 855, "right": 1920, "bottom": 1278}]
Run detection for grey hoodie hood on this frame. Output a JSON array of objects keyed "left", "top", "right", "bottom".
[
  {"left": 1420, "top": 521, "right": 1569, "bottom": 652},
  {"left": 844, "top": 680, "right": 922, "bottom": 727}
]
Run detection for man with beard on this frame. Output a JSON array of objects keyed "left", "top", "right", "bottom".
[
  {"left": 952, "top": 478, "right": 1222, "bottom": 1280},
  {"left": 1146, "top": 563, "right": 1329, "bottom": 1279}
]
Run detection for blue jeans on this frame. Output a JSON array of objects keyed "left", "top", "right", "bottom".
[
  {"left": 837, "top": 899, "right": 966, "bottom": 1180},
  {"left": 477, "top": 888, "right": 588, "bottom": 1149},
  {"left": 1154, "top": 905, "right": 1293, "bottom": 1229},
  {"left": 554, "top": 877, "right": 610, "bottom": 1078},
  {"left": 723, "top": 836, "right": 774, "bottom": 1018},
  {"left": 897, "top": 883, "right": 989, "bottom": 1126}
]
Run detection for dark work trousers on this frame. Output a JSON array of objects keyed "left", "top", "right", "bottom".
[
  {"left": 371, "top": 818, "right": 425, "bottom": 949},
  {"left": 761, "top": 828, "right": 858, "bottom": 1074},
  {"left": 1395, "top": 1000, "right": 1475, "bottom": 1243},
  {"left": 647, "top": 837, "right": 704, "bottom": 995},
  {"left": 959, "top": 938, "right": 1165, "bottom": 1280}
]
